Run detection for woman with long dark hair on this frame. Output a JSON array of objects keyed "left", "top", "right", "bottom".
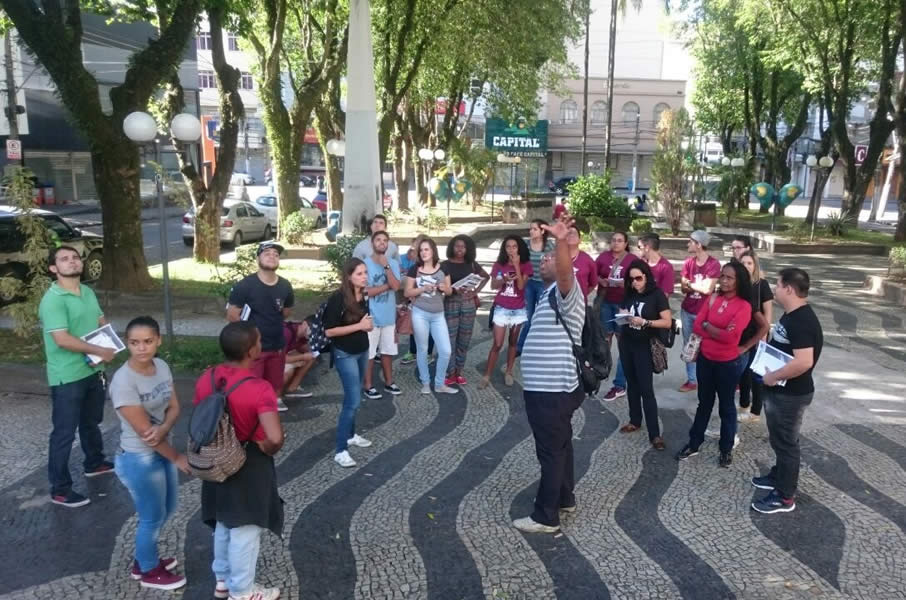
[
  {"left": 517, "top": 219, "right": 556, "bottom": 353},
  {"left": 676, "top": 261, "right": 753, "bottom": 467},
  {"left": 442, "top": 234, "right": 489, "bottom": 386},
  {"left": 737, "top": 250, "right": 772, "bottom": 423},
  {"left": 324, "top": 258, "right": 375, "bottom": 468},
  {"left": 480, "top": 235, "right": 532, "bottom": 388},
  {"left": 616, "top": 260, "right": 673, "bottom": 450}
]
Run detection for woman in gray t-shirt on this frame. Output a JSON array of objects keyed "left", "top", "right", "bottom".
[{"left": 109, "top": 316, "right": 189, "bottom": 589}]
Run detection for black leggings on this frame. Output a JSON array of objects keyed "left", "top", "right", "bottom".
[
  {"left": 619, "top": 337, "right": 660, "bottom": 440},
  {"left": 738, "top": 346, "right": 762, "bottom": 415}
]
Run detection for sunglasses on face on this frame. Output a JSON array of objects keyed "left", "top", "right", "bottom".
[{"left": 631, "top": 275, "right": 645, "bottom": 282}]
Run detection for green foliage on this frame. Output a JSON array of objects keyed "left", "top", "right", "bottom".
[
  {"left": 651, "top": 108, "right": 695, "bottom": 235},
  {"left": 630, "top": 218, "right": 653, "bottom": 234},
  {"left": 787, "top": 220, "right": 810, "bottom": 243},
  {"left": 0, "top": 168, "right": 53, "bottom": 337},
  {"left": 423, "top": 213, "right": 449, "bottom": 235},
  {"left": 567, "top": 173, "right": 631, "bottom": 219},
  {"left": 889, "top": 246, "right": 906, "bottom": 279},
  {"left": 211, "top": 245, "right": 258, "bottom": 302},
  {"left": 825, "top": 211, "right": 854, "bottom": 237},
  {"left": 586, "top": 216, "right": 607, "bottom": 232},
  {"left": 324, "top": 233, "right": 366, "bottom": 283},
  {"left": 281, "top": 212, "right": 316, "bottom": 245},
  {"left": 157, "top": 336, "right": 222, "bottom": 373}
]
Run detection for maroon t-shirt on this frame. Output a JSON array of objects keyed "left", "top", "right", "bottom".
[
  {"left": 595, "top": 251, "right": 636, "bottom": 304},
  {"left": 680, "top": 255, "right": 721, "bottom": 314},
  {"left": 193, "top": 365, "right": 278, "bottom": 442},
  {"left": 649, "top": 256, "right": 675, "bottom": 296},
  {"left": 490, "top": 261, "right": 533, "bottom": 310},
  {"left": 572, "top": 251, "right": 598, "bottom": 299}
]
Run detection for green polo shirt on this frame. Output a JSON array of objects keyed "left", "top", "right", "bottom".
[{"left": 38, "top": 282, "right": 104, "bottom": 386}]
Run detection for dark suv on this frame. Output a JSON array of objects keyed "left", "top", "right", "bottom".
[
  {"left": 548, "top": 176, "right": 578, "bottom": 195},
  {"left": 0, "top": 206, "right": 104, "bottom": 302}
]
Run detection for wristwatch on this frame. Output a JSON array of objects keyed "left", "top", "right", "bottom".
[{"left": 383, "top": 264, "right": 391, "bottom": 270}]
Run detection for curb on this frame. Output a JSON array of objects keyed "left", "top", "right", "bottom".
[{"left": 864, "top": 275, "right": 906, "bottom": 306}]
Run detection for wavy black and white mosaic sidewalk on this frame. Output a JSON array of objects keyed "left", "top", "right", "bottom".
[{"left": 2, "top": 252, "right": 906, "bottom": 600}]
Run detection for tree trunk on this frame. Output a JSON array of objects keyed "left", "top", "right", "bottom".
[
  {"left": 391, "top": 133, "right": 408, "bottom": 211},
  {"left": 896, "top": 170, "right": 906, "bottom": 241},
  {"left": 806, "top": 170, "right": 830, "bottom": 224},
  {"left": 415, "top": 162, "right": 428, "bottom": 206}
]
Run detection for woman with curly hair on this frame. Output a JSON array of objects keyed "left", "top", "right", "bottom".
[{"left": 441, "top": 234, "right": 489, "bottom": 386}]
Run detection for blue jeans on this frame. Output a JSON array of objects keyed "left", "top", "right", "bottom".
[
  {"left": 114, "top": 451, "right": 179, "bottom": 573},
  {"left": 411, "top": 307, "right": 452, "bottom": 387},
  {"left": 334, "top": 347, "right": 368, "bottom": 453},
  {"left": 688, "top": 354, "right": 748, "bottom": 452},
  {"left": 517, "top": 279, "right": 545, "bottom": 353},
  {"left": 680, "top": 309, "right": 698, "bottom": 383},
  {"left": 599, "top": 300, "right": 626, "bottom": 389},
  {"left": 212, "top": 522, "right": 263, "bottom": 596},
  {"left": 48, "top": 372, "right": 106, "bottom": 495}
]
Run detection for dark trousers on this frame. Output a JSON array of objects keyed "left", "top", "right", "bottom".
[
  {"left": 689, "top": 354, "right": 747, "bottom": 453},
  {"left": 764, "top": 388, "right": 812, "bottom": 499},
  {"left": 738, "top": 347, "right": 763, "bottom": 414},
  {"left": 48, "top": 373, "right": 107, "bottom": 495},
  {"left": 619, "top": 337, "right": 660, "bottom": 440},
  {"left": 524, "top": 386, "right": 585, "bottom": 527}
]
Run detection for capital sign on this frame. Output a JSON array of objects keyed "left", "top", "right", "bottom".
[{"left": 854, "top": 145, "right": 868, "bottom": 165}]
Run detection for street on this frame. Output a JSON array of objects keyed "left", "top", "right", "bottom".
[{"left": 72, "top": 213, "right": 198, "bottom": 266}]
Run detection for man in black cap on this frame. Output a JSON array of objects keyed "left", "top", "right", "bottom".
[{"left": 227, "top": 241, "right": 295, "bottom": 411}]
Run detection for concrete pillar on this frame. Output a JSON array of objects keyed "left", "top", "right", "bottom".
[{"left": 343, "top": 0, "right": 382, "bottom": 234}]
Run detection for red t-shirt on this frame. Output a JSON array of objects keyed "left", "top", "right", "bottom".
[
  {"left": 649, "top": 256, "right": 675, "bottom": 296},
  {"left": 572, "top": 251, "right": 598, "bottom": 299},
  {"left": 680, "top": 255, "right": 721, "bottom": 314},
  {"left": 553, "top": 203, "right": 567, "bottom": 220},
  {"left": 490, "top": 261, "right": 533, "bottom": 310},
  {"left": 595, "top": 251, "right": 636, "bottom": 304},
  {"left": 193, "top": 365, "right": 278, "bottom": 442},
  {"left": 692, "top": 295, "right": 752, "bottom": 362}
]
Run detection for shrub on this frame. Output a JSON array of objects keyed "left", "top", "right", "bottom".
[
  {"left": 281, "top": 211, "right": 316, "bottom": 245},
  {"left": 211, "top": 245, "right": 257, "bottom": 301},
  {"left": 586, "top": 216, "right": 607, "bottom": 232},
  {"left": 889, "top": 245, "right": 906, "bottom": 279},
  {"left": 424, "top": 212, "right": 449, "bottom": 234},
  {"left": 324, "top": 233, "right": 366, "bottom": 284},
  {"left": 630, "top": 218, "right": 652, "bottom": 233},
  {"left": 787, "top": 220, "right": 810, "bottom": 243},
  {"left": 567, "top": 173, "right": 632, "bottom": 219},
  {"left": 825, "top": 211, "right": 854, "bottom": 237}
]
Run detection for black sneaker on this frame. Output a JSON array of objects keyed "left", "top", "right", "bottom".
[
  {"left": 751, "top": 474, "right": 777, "bottom": 490},
  {"left": 719, "top": 450, "right": 732, "bottom": 468},
  {"left": 51, "top": 490, "right": 90, "bottom": 507},
  {"left": 675, "top": 445, "right": 699, "bottom": 461},
  {"left": 363, "top": 387, "right": 382, "bottom": 400},
  {"left": 751, "top": 490, "right": 796, "bottom": 514},
  {"left": 385, "top": 383, "right": 402, "bottom": 395},
  {"left": 85, "top": 461, "right": 114, "bottom": 478}
]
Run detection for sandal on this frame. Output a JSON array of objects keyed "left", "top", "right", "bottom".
[
  {"left": 651, "top": 437, "right": 666, "bottom": 450},
  {"left": 619, "top": 423, "right": 641, "bottom": 433}
]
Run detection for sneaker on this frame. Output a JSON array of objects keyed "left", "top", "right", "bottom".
[
  {"left": 603, "top": 386, "right": 626, "bottom": 401},
  {"left": 504, "top": 372, "right": 514, "bottom": 386},
  {"left": 705, "top": 428, "right": 720, "bottom": 439},
  {"left": 512, "top": 516, "right": 560, "bottom": 534},
  {"left": 139, "top": 564, "right": 186, "bottom": 591},
  {"left": 286, "top": 387, "right": 313, "bottom": 398},
  {"left": 675, "top": 445, "right": 699, "bottom": 461},
  {"left": 215, "top": 580, "right": 229, "bottom": 599},
  {"left": 444, "top": 376, "right": 458, "bottom": 387},
  {"left": 678, "top": 382, "right": 698, "bottom": 393},
  {"left": 229, "top": 584, "right": 281, "bottom": 600},
  {"left": 733, "top": 434, "right": 741, "bottom": 449},
  {"left": 400, "top": 352, "right": 416, "bottom": 365},
  {"left": 435, "top": 384, "right": 459, "bottom": 394},
  {"left": 751, "top": 490, "right": 796, "bottom": 514},
  {"left": 719, "top": 450, "right": 732, "bottom": 468},
  {"left": 131, "top": 557, "right": 177, "bottom": 580},
  {"left": 478, "top": 376, "right": 490, "bottom": 390},
  {"left": 751, "top": 474, "right": 777, "bottom": 490},
  {"left": 651, "top": 437, "right": 666, "bottom": 451},
  {"left": 50, "top": 490, "right": 90, "bottom": 507},
  {"left": 363, "top": 387, "right": 382, "bottom": 400},
  {"left": 456, "top": 375, "right": 467, "bottom": 385},
  {"left": 276, "top": 398, "right": 288, "bottom": 412},
  {"left": 334, "top": 451, "right": 356, "bottom": 468},
  {"left": 559, "top": 504, "right": 577, "bottom": 514},
  {"left": 347, "top": 434, "right": 372, "bottom": 448},
  {"left": 420, "top": 383, "right": 432, "bottom": 395},
  {"left": 738, "top": 411, "right": 760, "bottom": 423},
  {"left": 84, "top": 461, "right": 114, "bottom": 478},
  {"left": 385, "top": 383, "right": 402, "bottom": 395}
]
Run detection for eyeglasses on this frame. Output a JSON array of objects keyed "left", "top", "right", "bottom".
[
  {"left": 631, "top": 275, "right": 645, "bottom": 282},
  {"left": 731, "top": 244, "right": 747, "bottom": 250}
]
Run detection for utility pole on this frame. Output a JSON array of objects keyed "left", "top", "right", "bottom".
[
  {"left": 4, "top": 32, "right": 24, "bottom": 167},
  {"left": 580, "top": 2, "right": 590, "bottom": 175},
  {"left": 243, "top": 120, "right": 250, "bottom": 175},
  {"left": 603, "top": 0, "right": 617, "bottom": 168},
  {"left": 630, "top": 112, "right": 640, "bottom": 192}
]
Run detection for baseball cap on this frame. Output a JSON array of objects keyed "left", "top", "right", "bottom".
[
  {"left": 689, "top": 230, "right": 710, "bottom": 248},
  {"left": 257, "top": 241, "right": 285, "bottom": 256}
]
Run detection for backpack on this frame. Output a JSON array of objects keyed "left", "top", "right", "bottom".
[
  {"left": 307, "top": 300, "right": 332, "bottom": 355},
  {"left": 659, "top": 317, "right": 680, "bottom": 349},
  {"left": 186, "top": 369, "right": 253, "bottom": 483},
  {"left": 549, "top": 288, "right": 612, "bottom": 395}
]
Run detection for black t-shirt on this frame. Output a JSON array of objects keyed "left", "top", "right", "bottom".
[
  {"left": 441, "top": 260, "right": 480, "bottom": 285},
  {"left": 620, "top": 288, "right": 670, "bottom": 343},
  {"left": 740, "top": 279, "right": 775, "bottom": 344},
  {"left": 228, "top": 274, "right": 294, "bottom": 351},
  {"left": 769, "top": 304, "right": 823, "bottom": 395},
  {"left": 322, "top": 290, "right": 369, "bottom": 354}
]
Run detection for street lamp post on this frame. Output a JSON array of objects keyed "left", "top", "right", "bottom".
[
  {"left": 418, "top": 147, "right": 446, "bottom": 213},
  {"left": 325, "top": 138, "right": 345, "bottom": 217},
  {"left": 123, "top": 111, "right": 201, "bottom": 341},
  {"left": 806, "top": 154, "right": 835, "bottom": 240}
]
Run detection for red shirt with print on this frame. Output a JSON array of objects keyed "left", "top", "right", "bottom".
[
  {"left": 193, "top": 364, "right": 278, "bottom": 442},
  {"left": 490, "top": 261, "right": 533, "bottom": 310},
  {"left": 595, "top": 251, "right": 636, "bottom": 304},
  {"left": 680, "top": 255, "right": 721, "bottom": 314}
]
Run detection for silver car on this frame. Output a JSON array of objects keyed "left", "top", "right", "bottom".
[{"left": 182, "top": 200, "right": 272, "bottom": 248}]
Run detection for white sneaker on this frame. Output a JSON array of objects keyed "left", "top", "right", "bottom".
[
  {"left": 512, "top": 516, "right": 559, "bottom": 534},
  {"left": 276, "top": 398, "right": 288, "bottom": 412},
  {"left": 334, "top": 451, "right": 356, "bottom": 468},
  {"left": 229, "top": 584, "right": 281, "bottom": 600},
  {"left": 420, "top": 383, "right": 432, "bottom": 395},
  {"left": 704, "top": 428, "right": 719, "bottom": 439},
  {"left": 214, "top": 580, "right": 229, "bottom": 599},
  {"left": 347, "top": 434, "right": 372, "bottom": 448},
  {"left": 733, "top": 434, "right": 741, "bottom": 449},
  {"left": 435, "top": 384, "right": 459, "bottom": 394},
  {"left": 286, "top": 387, "right": 313, "bottom": 398}
]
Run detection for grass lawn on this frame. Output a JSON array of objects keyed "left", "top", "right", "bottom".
[{"left": 718, "top": 208, "right": 896, "bottom": 247}]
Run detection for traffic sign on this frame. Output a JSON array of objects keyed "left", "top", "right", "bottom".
[
  {"left": 855, "top": 144, "right": 868, "bottom": 165},
  {"left": 6, "top": 139, "right": 21, "bottom": 160}
]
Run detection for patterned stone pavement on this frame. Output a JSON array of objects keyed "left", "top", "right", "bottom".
[{"left": 1, "top": 250, "right": 905, "bottom": 599}]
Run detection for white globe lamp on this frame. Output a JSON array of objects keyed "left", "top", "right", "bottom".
[
  {"left": 418, "top": 148, "right": 434, "bottom": 161},
  {"left": 170, "top": 113, "right": 201, "bottom": 142},
  {"left": 123, "top": 111, "right": 157, "bottom": 143},
  {"left": 721, "top": 156, "right": 731, "bottom": 166},
  {"left": 434, "top": 149, "right": 445, "bottom": 161},
  {"left": 805, "top": 155, "right": 818, "bottom": 168},
  {"left": 819, "top": 156, "right": 834, "bottom": 168},
  {"left": 730, "top": 157, "right": 745, "bottom": 168}
]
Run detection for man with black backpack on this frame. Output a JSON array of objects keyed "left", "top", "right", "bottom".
[{"left": 514, "top": 211, "right": 588, "bottom": 535}]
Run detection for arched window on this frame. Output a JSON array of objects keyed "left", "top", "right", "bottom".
[
  {"left": 590, "top": 101, "right": 607, "bottom": 125},
  {"left": 560, "top": 99, "right": 578, "bottom": 124},
  {"left": 622, "top": 101, "right": 640, "bottom": 126},
  {"left": 653, "top": 103, "right": 670, "bottom": 126}
]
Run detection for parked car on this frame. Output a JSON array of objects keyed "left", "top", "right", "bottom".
[
  {"left": 299, "top": 174, "right": 318, "bottom": 188},
  {"left": 253, "top": 194, "right": 324, "bottom": 229},
  {"left": 548, "top": 176, "right": 577, "bottom": 195},
  {"left": 0, "top": 205, "right": 104, "bottom": 302},
  {"left": 231, "top": 172, "right": 255, "bottom": 186},
  {"left": 311, "top": 190, "right": 328, "bottom": 214},
  {"left": 181, "top": 199, "right": 272, "bottom": 248}
]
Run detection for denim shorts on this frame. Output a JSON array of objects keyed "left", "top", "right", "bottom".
[{"left": 492, "top": 307, "right": 528, "bottom": 328}]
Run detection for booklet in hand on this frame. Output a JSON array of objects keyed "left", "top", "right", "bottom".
[
  {"left": 80, "top": 323, "right": 125, "bottom": 366},
  {"left": 750, "top": 340, "right": 792, "bottom": 387}
]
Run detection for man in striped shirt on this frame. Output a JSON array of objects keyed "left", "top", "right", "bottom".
[{"left": 514, "top": 213, "right": 586, "bottom": 534}]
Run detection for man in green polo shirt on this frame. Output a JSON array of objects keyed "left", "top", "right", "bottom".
[{"left": 39, "top": 245, "right": 117, "bottom": 508}]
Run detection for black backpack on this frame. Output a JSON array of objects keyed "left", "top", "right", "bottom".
[
  {"left": 307, "top": 300, "right": 332, "bottom": 355},
  {"left": 549, "top": 288, "right": 612, "bottom": 395}
]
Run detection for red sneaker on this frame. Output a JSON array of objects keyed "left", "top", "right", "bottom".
[
  {"left": 84, "top": 461, "right": 114, "bottom": 478},
  {"left": 139, "top": 564, "right": 186, "bottom": 590},
  {"left": 131, "top": 557, "right": 177, "bottom": 580},
  {"left": 443, "top": 376, "right": 458, "bottom": 387},
  {"left": 678, "top": 382, "right": 698, "bottom": 393},
  {"left": 456, "top": 375, "right": 467, "bottom": 385}
]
